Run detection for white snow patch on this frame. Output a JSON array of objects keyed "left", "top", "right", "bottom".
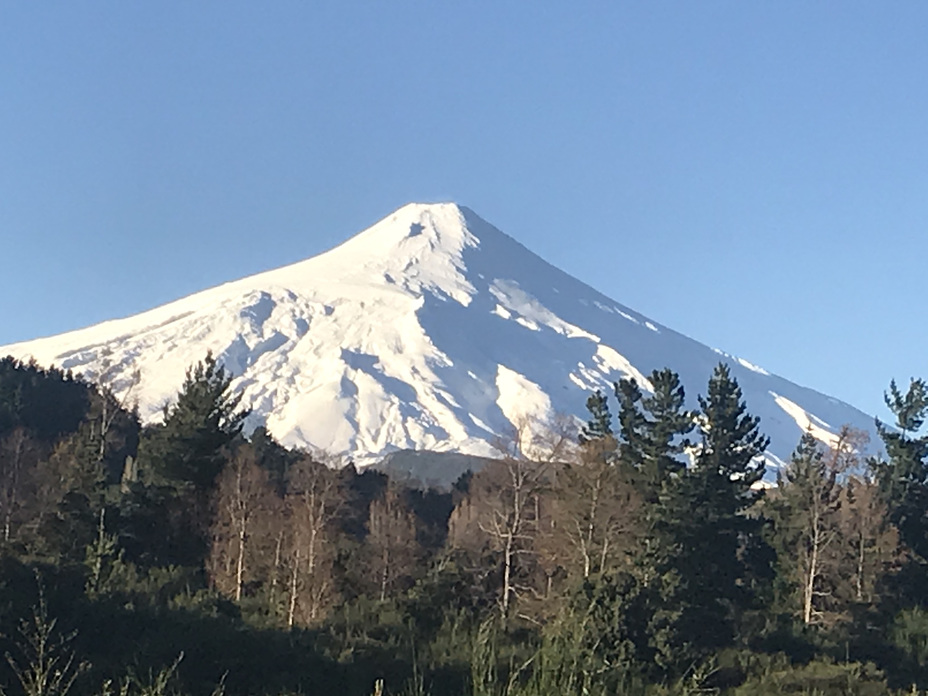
[
  {"left": 771, "top": 392, "right": 841, "bottom": 449},
  {"left": 617, "top": 309, "right": 639, "bottom": 324},
  {"left": 496, "top": 364, "right": 553, "bottom": 428},
  {"left": 593, "top": 345, "right": 653, "bottom": 391},
  {"left": 569, "top": 373, "right": 590, "bottom": 390},
  {"left": 492, "top": 304, "right": 512, "bottom": 319},
  {"left": 489, "top": 279, "right": 598, "bottom": 341},
  {"left": 737, "top": 357, "right": 770, "bottom": 376},
  {"left": 469, "top": 413, "right": 495, "bottom": 433}
]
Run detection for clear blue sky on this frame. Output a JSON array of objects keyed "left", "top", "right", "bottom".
[{"left": 1, "top": 2, "right": 925, "bottom": 420}]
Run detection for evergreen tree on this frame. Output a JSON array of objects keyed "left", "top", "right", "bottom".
[
  {"left": 139, "top": 353, "right": 247, "bottom": 493},
  {"left": 134, "top": 353, "right": 248, "bottom": 567},
  {"left": 0, "top": 357, "right": 90, "bottom": 443},
  {"left": 615, "top": 378, "right": 647, "bottom": 471},
  {"left": 31, "top": 426, "right": 109, "bottom": 564},
  {"left": 638, "top": 369, "right": 693, "bottom": 494},
  {"left": 578, "top": 388, "right": 618, "bottom": 472},
  {"left": 579, "top": 390, "right": 614, "bottom": 445},
  {"left": 875, "top": 378, "right": 928, "bottom": 563},
  {"left": 249, "top": 425, "right": 299, "bottom": 495},
  {"left": 613, "top": 369, "right": 693, "bottom": 508},
  {"left": 695, "top": 362, "right": 769, "bottom": 488},
  {"left": 648, "top": 363, "right": 771, "bottom": 662}
]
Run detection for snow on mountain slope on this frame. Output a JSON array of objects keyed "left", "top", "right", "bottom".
[{"left": 0, "top": 203, "right": 881, "bottom": 472}]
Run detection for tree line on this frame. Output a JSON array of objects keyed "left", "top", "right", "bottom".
[{"left": 1, "top": 353, "right": 928, "bottom": 695}]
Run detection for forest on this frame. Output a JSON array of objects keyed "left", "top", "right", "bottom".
[{"left": 1, "top": 353, "right": 928, "bottom": 695}]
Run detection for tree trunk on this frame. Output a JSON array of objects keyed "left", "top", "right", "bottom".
[
  {"left": 856, "top": 531, "right": 865, "bottom": 602},
  {"left": 235, "top": 516, "right": 246, "bottom": 602},
  {"left": 272, "top": 529, "right": 283, "bottom": 592},
  {"left": 287, "top": 548, "right": 300, "bottom": 629},
  {"left": 502, "top": 532, "right": 513, "bottom": 618},
  {"left": 804, "top": 512, "right": 821, "bottom": 625},
  {"left": 379, "top": 545, "right": 389, "bottom": 603}
]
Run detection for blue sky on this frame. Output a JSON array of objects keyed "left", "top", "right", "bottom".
[{"left": 1, "top": 2, "right": 925, "bottom": 420}]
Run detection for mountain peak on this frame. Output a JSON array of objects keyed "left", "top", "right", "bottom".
[
  {"left": 331, "top": 201, "right": 478, "bottom": 260},
  {"left": 268, "top": 201, "right": 484, "bottom": 307}
]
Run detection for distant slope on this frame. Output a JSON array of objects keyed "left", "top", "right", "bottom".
[{"left": 0, "top": 203, "right": 881, "bottom": 472}]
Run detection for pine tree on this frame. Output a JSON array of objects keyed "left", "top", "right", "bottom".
[
  {"left": 695, "top": 362, "right": 769, "bottom": 489},
  {"left": 638, "top": 369, "right": 693, "bottom": 494},
  {"left": 134, "top": 353, "right": 248, "bottom": 567},
  {"left": 647, "top": 363, "right": 771, "bottom": 661},
  {"left": 139, "top": 352, "right": 247, "bottom": 493},
  {"left": 590, "top": 370, "right": 697, "bottom": 675},
  {"left": 874, "top": 378, "right": 928, "bottom": 563},
  {"left": 579, "top": 390, "right": 614, "bottom": 445},
  {"left": 615, "top": 378, "right": 647, "bottom": 472},
  {"left": 614, "top": 370, "right": 693, "bottom": 499}
]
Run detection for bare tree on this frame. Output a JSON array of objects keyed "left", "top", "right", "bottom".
[
  {"left": 87, "top": 347, "right": 141, "bottom": 465},
  {"left": 365, "top": 482, "right": 420, "bottom": 602},
  {"left": 451, "top": 418, "right": 567, "bottom": 620},
  {"left": 283, "top": 455, "right": 344, "bottom": 627},
  {"left": 840, "top": 468, "right": 901, "bottom": 604},
  {"left": 776, "top": 426, "right": 868, "bottom": 626},
  {"left": 548, "top": 442, "right": 641, "bottom": 583},
  {"left": 0, "top": 428, "right": 38, "bottom": 544},
  {"left": 5, "top": 577, "right": 88, "bottom": 696},
  {"left": 208, "top": 445, "right": 276, "bottom": 601}
]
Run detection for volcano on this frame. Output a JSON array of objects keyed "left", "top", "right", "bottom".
[{"left": 0, "top": 203, "right": 880, "bottom": 473}]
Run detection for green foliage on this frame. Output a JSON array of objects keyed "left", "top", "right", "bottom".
[
  {"left": 639, "top": 364, "right": 773, "bottom": 667},
  {"left": 564, "top": 571, "right": 653, "bottom": 683},
  {"left": 0, "top": 358, "right": 91, "bottom": 443},
  {"left": 731, "top": 656, "right": 888, "bottom": 696},
  {"left": 875, "top": 378, "right": 928, "bottom": 565},
  {"left": 616, "top": 378, "right": 648, "bottom": 471},
  {"left": 579, "top": 390, "right": 614, "bottom": 446},
  {"left": 3, "top": 576, "right": 89, "bottom": 696},
  {"left": 695, "top": 362, "right": 769, "bottom": 490},
  {"left": 889, "top": 607, "right": 928, "bottom": 688},
  {"left": 638, "top": 369, "right": 693, "bottom": 490},
  {"left": 247, "top": 426, "right": 298, "bottom": 494},
  {"left": 138, "top": 353, "right": 246, "bottom": 494},
  {"left": 3, "top": 356, "right": 928, "bottom": 695},
  {"left": 614, "top": 369, "right": 693, "bottom": 500},
  {"left": 134, "top": 353, "right": 247, "bottom": 568}
]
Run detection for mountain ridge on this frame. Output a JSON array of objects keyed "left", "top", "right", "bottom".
[{"left": 0, "top": 203, "right": 880, "bottom": 473}]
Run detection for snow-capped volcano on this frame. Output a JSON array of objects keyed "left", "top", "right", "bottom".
[{"left": 0, "top": 203, "right": 879, "bottom": 471}]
